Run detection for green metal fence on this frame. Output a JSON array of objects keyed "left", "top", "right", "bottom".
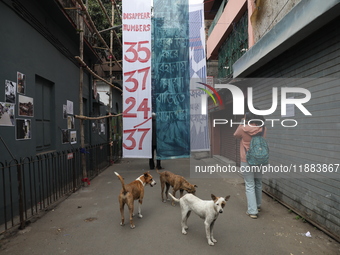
[{"left": 0, "top": 143, "right": 114, "bottom": 234}]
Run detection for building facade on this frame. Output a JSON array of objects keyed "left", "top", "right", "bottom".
[
  {"left": 0, "top": 0, "right": 123, "bottom": 162},
  {"left": 0, "top": 0, "right": 122, "bottom": 232},
  {"left": 205, "top": 0, "right": 340, "bottom": 241}
]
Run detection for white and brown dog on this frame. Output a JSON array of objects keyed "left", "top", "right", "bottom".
[
  {"left": 169, "top": 193, "right": 230, "bottom": 246},
  {"left": 114, "top": 171, "right": 156, "bottom": 229},
  {"left": 157, "top": 169, "right": 197, "bottom": 205}
]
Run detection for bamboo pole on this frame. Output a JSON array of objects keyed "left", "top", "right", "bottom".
[
  {"left": 111, "top": 0, "right": 122, "bottom": 22},
  {"left": 74, "top": 0, "right": 122, "bottom": 69},
  {"left": 75, "top": 56, "right": 122, "bottom": 93},
  {"left": 108, "top": 2, "right": 114, "bottom": 162},
  {"left": 74, "top": 113, "right": 122, "bottom": 120},
  {"left": 96, "top": 0, "right": 122, "bottom": 48},
  {"left": 78, "top": 6, "right": 87, "bottom": 182}
]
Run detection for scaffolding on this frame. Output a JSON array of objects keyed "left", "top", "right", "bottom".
[{"left": 58, "top": 0, "right": 123, "bottom": 180}]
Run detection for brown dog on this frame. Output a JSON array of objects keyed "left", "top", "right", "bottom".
[
  {"left": 114, "top": 171, "right": 156, "bottom": 229},
  {"left": 156, "top": 169, "right": 197, "bottom": 205}
]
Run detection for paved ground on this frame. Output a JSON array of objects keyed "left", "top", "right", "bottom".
[{"left": 0, "top": 157, "right": 339, "bottom": 255}]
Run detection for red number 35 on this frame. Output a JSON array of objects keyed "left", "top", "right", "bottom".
[{"left": 124, "top": 41, "right": 151, "bottom": 63}]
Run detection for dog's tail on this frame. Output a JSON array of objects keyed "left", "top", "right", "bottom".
[
  {"left": 168, "top": 193, "right": 180, "bottom": 203},
  {"left": 114, "top": 172, "right": 127, "bottom": 195},
  {"left": 156, "top": 168, "right": 162, "bottom": 175}
]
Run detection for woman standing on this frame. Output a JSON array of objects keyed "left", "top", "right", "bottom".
[{"left": 234, "top": 112, "right": 267, "bottom": 219}]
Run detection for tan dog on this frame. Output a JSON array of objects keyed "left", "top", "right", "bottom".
[
  {"left": 114, "top": 171, "right": 156, "bottom": 229},
  {"left": 156, "top": 169, "right": 197, "bottom": 205}
]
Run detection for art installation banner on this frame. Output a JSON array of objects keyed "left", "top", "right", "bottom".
[
  {"left": 122, "top": 0, "right": 152, "bottom": 158},
  {"left": 152, "top": 0, "right": 191, "bottom": 159},
  {"left": 189, "top": 0, "right": 210, "bottom": 151}
]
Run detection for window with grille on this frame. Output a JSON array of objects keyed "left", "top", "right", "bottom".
[{"left": 218, "top": 11, "right": 248, "bottom": 78}]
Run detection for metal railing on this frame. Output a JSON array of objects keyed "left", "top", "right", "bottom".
[
  {"left": 208, "top": 0, "right": 228, "bottom": 36},
  {"left": 0, "top": 143, "right": 116, "bottom": 234}
]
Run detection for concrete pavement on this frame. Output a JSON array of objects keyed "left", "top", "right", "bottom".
[{"left": 0, "top": 157, "right": 339, "bottom": 255}]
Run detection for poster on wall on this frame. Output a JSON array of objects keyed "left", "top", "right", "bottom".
[
  {"left": 70, "top": 131, "right": 77, "bottom": 144},
  {"left": 122, "top": 0, "right": 152, "bottom": 158},
  {"left": 63, "top": 105, "right": 67, "bottom": 119},
  {"left": 66, "top": 100, "right": 73, "bottom": 115},
  {"left": 67, "top": 116, "right": 75, "bottom": 129},
  {"left": 16, "top": 119, "right": 31, "bottom": 140},
  {"left": 17, "top": 72, "right": 26, "bottom": 94},
  {"left": 18, "top": 95, "right": 34, "bottom": 117},
  {"left": 97, "top": 120, "right": 101, "bottom": 134},
  {"left": 5, "top": 80, "right": 16, "bottom": 104},
  {"left": 92, "top": 121, "right": 97, "bottom": 133},
  {"left": 100, "top": 119, "right": 106, "bottom": 134},
  {"left": 61, "top": 129, "right": 70, "bottom": 144},
  {"left": 0, "top": 102, "right": 15, "bottom": 126}
]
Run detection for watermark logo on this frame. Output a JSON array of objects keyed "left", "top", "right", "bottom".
[
  {"left": 199, "top": 83, "right": 312, "bottom": 128},
  {"left": 196, "top": 82, "right": 223, "bottom": 115},
  {"left": 214, "top": 84, "right": 311, "bottom": 116}
]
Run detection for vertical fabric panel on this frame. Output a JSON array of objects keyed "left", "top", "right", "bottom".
[
  {"left": 122, "top": 0, "right": 152, "bottom": 158},
  {"left": 189, "top": 1, "right": 210, "bottom": 151},
  {"left": 152, "top": 0, "right": 190, "bottom": 159}
]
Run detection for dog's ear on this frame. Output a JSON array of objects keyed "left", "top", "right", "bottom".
[
  {"left": 225, "top": 195, "right": 230, "bottom": 201},
  {"left": 194, "top": 184, "right": 198, "bottom": 188},
  {"left": 143, "top": 171, "right": 149, "bottom": 177},
  {"left": 211, "top": 194, "right": 217, "bottom": 201}
]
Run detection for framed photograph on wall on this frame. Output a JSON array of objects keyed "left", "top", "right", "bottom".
[
  {"left": 61, "top": 129, "right": 69, "bottom": 144},
  {"left": 67, "top": 116, "right": 75, "bottom": 129},
  {"left": 66, "top": 100, "right": 73, "bottom": 115},
  {"left": 63, "top": 104, "right": 67, "bottom": 119},
  {"left": 101, "top": 119, "right": 106, "bottom": 134},
  {"left": 18, "top": 95, "right": 34, "bottom": 117},
  {"left": 17, "top": 72, "right": 26, "bottom": 94},
  {"left": 70, "top": 131, "right": 77, "bottom": 144},
  {"left": 0, "top": 102, "right": 15, "bottom": 126},
  {"left": 92, "top": 121, "right": 97, "bottom": 133},
  {"left": 16, "top": 119, "right": 31, "bottom": 140},
  {"left": 5, "top": 80, "right": 16, "bottom": 104}
]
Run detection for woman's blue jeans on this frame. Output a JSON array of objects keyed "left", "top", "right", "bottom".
[{"left": 241, "top": 162, "right": 263, "bottom": 215}]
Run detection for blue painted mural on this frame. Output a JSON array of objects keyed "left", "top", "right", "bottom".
[{"left": 152, "top": 0, "right": 190, "bottom": 159}]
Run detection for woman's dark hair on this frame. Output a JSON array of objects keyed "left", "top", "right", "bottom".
[{"left": 245, "top": 111, "right": 265, "bottom": 126}]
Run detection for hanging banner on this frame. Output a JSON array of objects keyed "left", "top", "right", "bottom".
[
  {"left": 189, "top": 0, "right": 210, "bottom": 151},
  {"left": 122, "top": 0, "right": 152, "bottom": 158},
  {"left": 152, "top": 0, "right": 190, "bottom": 159}
]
